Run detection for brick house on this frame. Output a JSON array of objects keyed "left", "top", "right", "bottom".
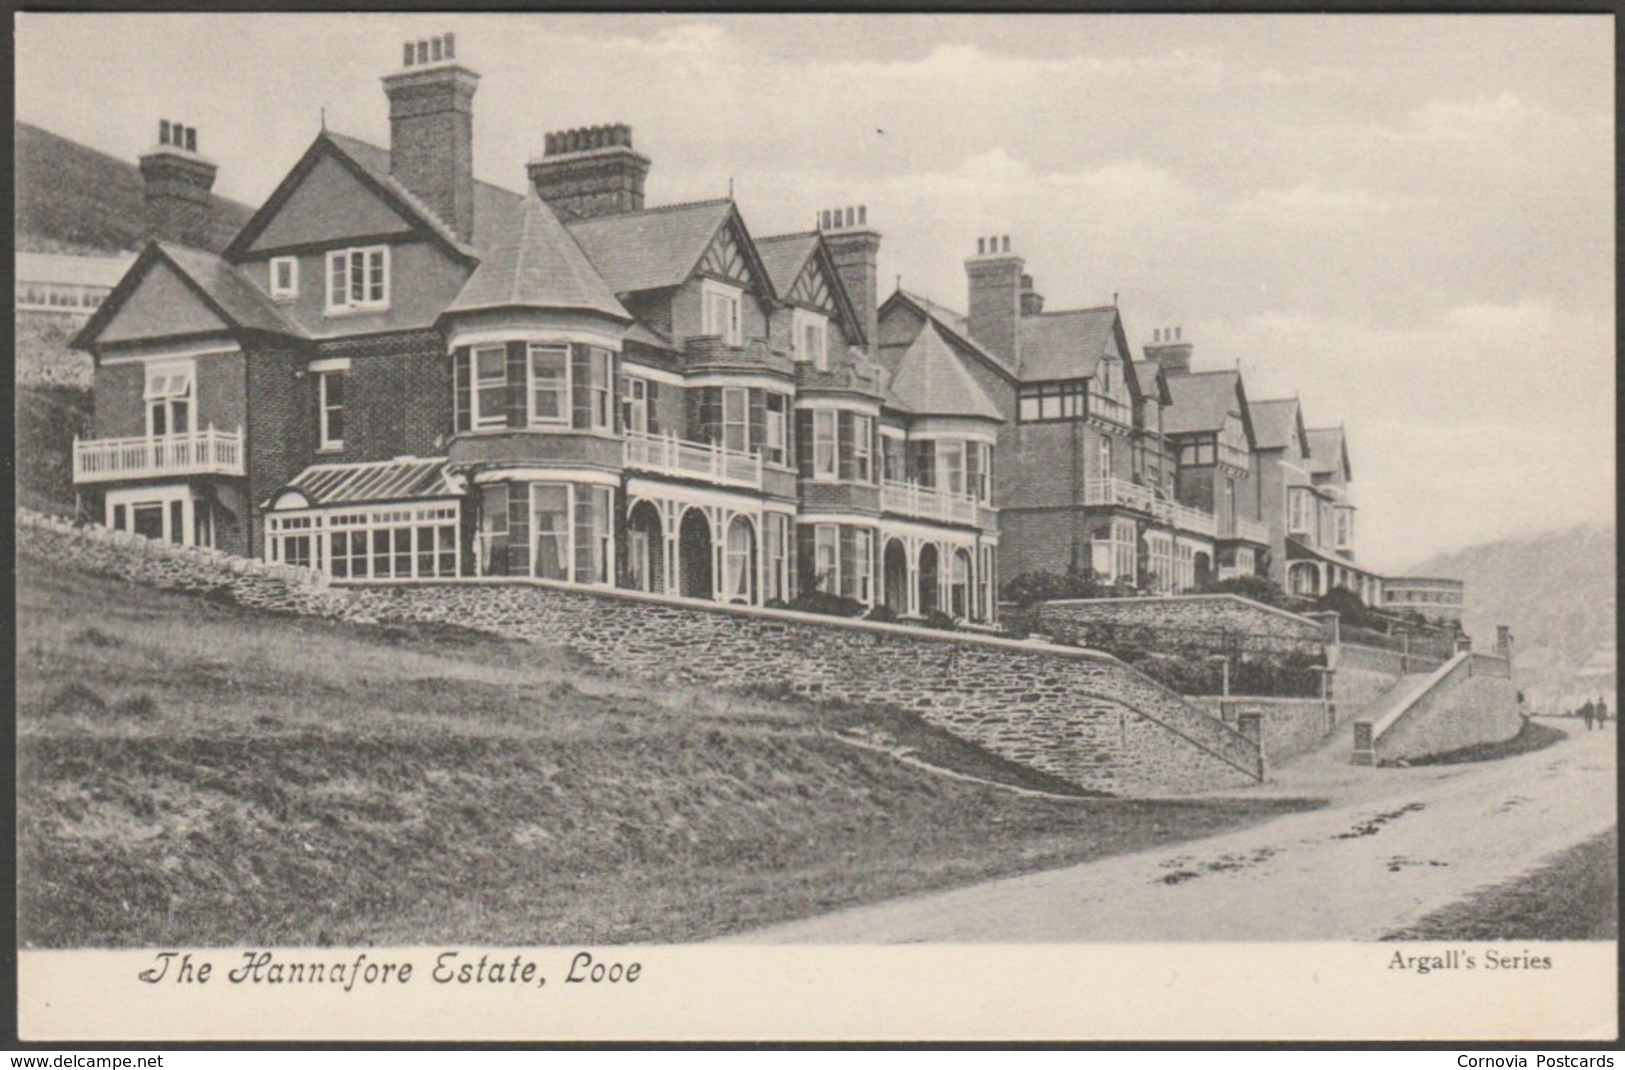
[{"left": 69, "top": 37, "right": 1002, "bottom": 624}]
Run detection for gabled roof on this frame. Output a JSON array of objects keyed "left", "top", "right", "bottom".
[
  {"left": 1250, "top": 398, "right": 1309, "bottom": 457},
  {"left": 565, "top": 199, "right": 752, "bottom": 295},
  {"left": 267, "top": 457, "right": 456, "bottom": 510},
  {"left": 445, "top": 187, "right": 629, "bottom": 322},
  {"left": 1130, "top": 360, "right": 1171, "bottom": 405},
  {"left": 1017, "top": 307, "right": 1121, "bottom": 383},
  {"left": 223, "top": 131, "right": 484, "bottom": 264},
  {"left": 1306, "top": 426, "right": 1353, "bottom": 481},
  {"left": 887, "top": 321, "right": 1003, "bottom": 421},
  {"left": 1162, "top": 370, "right": 1243, "bottom": 436},
  {"left": 73, "top": 240, "right": 304, "bottom": 350},
  {"left": 754, "top": 232, "right": 820, "bottom": 294},
  {"left": 882, "top": 289, "right": 1015, "bottom": 383}
]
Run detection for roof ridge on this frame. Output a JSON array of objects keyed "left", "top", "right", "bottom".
[
  {"left": 583, "top": 196, "right": 732, "bottom": 221},
  {"left": 1028, "top": 304, "right": 1116, "bottom": 318},
  {"left": 756, "top": 229, "right": 819, "bottom": 242}
]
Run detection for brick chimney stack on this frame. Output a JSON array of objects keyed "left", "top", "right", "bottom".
[
  {"left": 965, "top": 235, "right": 1023, "bottom": 368},
  {"left": 819, "top": 205, "right": 881, "bottom": 353},
  {"left": 1019, "top": 272, "right": 1045, "bottom": 316},
  {"left": 382, "top": 33, "right": 479, "bottom": 243},
  {"left": 138, "top": 120, "right": 218, "bottom": 247},
  {"left": 1144, "top": 326, "right": 1193, "bottom": 376},
  {"left": 527, "top": 124, "right": 651, "bottom": 221}
]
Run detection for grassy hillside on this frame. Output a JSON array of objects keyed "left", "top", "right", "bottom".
[
  {"left": 1408, "top": 523, "right": 1616, "bottom": 705},
  {"left": 15, "top": 121, "right": 254, "bottom": 255},
  {"left": 16, "top": 381, "right": 92, "bottom": 515},
  {"left": 17, "top": 554, "right": 1316, "bottom": 948}
]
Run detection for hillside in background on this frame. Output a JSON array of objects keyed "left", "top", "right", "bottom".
[
  {"left": 15, "top": 121, "right": 254, "bottom": 255},
  {"left": 1408, "top": 522, "right": 1616, "bottom": 706}
]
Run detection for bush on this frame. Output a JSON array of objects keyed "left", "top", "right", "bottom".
[
  {"left": 920, "top": 610, "right": 958, "bottom": 632},
  {"left": 16, "top": 382, "right": 92, "bottom": 514},
  {"left": 786, "top": 589, "right": 867, "bottom": 618},
  {"left": 1315, "top": 586, "right": 1377, "bottom": 630},
  {"left": 864, "top": 604, "right": 898, "bottom": 624},
  {"left": 1196, "top": 574, "right": 1289, "bottom": 607},
  {"left": 1000, "top": 566, "right": 1104, "bottom": 608}
]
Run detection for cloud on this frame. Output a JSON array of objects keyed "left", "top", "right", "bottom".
[{"left": 1229, "top": 184, "right": 1395, "bottom": 228}]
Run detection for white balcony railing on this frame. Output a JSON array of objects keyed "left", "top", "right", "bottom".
[
  {"left": 1166, "top": 501, "right": 1218, "bottom": 538},
  {"left": 622, "top": 430, "right": 763, "bottom": 490},
  {"left": 73, "top": 427, "right": 244, "bottom": 484},
  {"left": 1225, "top": 515, "right": 1270, "bottom": 544},
  {"left": 881, "top": 480, "right": 984, "bottom": 526},
  {"left": 1085, "top": 477, "right": 1218, "bottom": 536}
]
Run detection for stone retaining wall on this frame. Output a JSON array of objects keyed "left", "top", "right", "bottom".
[
  {"left": 1362, "top": 652, "right": 1520, "bottom": 765},
  {"left": 1038, "top": 594, "right": 1330, "bottom": 645},
  {"left": 1330, "top": 642, "right": 1444, "bottom": 721},
  {"left": 1184, "top": 696, "right": 1334, "bottom": 768},
  {"left": 18, "top": 510, "right": 1261, "bottom": 796}
]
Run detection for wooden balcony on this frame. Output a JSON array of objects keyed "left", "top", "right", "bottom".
[
  {"left": 623, "top": 430, "right": 763, "bottom": 490},
  {"left": 881, "top": 479, "right": 987, "bottom": 526},
  {"left": 1085, "top": 477, "right": 1217, "bottom": 536},
  {"left": 1222, "top": 515, "right": 1271, "bottom": 544},
  {"left": 73, "top": 427, "right": 244, "bottom": 484}
]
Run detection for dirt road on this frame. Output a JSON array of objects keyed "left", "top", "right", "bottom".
[{"left": 726, "top": 720, "right": 1616, "bottom": 943}]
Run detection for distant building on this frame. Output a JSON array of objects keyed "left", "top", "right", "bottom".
[
  {"left": 16, "top": 252, "right": 135, "bottom": 319},
  {"left": 1381, "top": 576, "right": 1465, "bottom": 623}
]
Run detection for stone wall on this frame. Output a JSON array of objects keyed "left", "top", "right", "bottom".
[
  {"left": 1361, "top": 652, "right": 1520, "bottom": 765},
  {"left": 1038, "top": 594, "right": 1331, "bottom": 646},
  {"left": 1330, "top": 641, "right": 1445, "bottom": 720},
  {"left": 18, "top": 509, "right": 1261, "bottom": 796},
  {"left": 1185, "top": 696, "right": 1334, "bottom": 769}
]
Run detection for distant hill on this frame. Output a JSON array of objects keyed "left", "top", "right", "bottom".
[
  {"left": 15, "top": 120, "right": 254, "bottom": 255},
  {"left": 1408, "top": 522, "right": 1616, "bottom": 706}
]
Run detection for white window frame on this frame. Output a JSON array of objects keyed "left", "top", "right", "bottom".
[
  {"left": 722, "top": 386, "right": 749, "bottom": 453},
  {"left": 527, "top": 343, "right": 570, "bottom": 428},
  {"left": 471, "top": 344, "right": 509, "bottom": 430},
  {"left": 585, "top": 485, "right": 614, "bottom": 586},
  {"left": 701, "top": 279, "right": 743, "bottom": 346},
  {"left": 853, "top": 528, "right": 874, "bottom": 605},
  {"left": 852, "top": 414, "right": 873, "bottom": 483},
  {"left": 270, "top": 256, "right": 299, "bottom": 300},
  {"left": 1288, "top": 487, "right": 1313, "bottom": 535},
  {"left": 1335, "top": 507, "right": 1354, "bottom": 550},
  {"left": 531, "top": 483, "right": 573, "bottom": 582},
  {"left": 764, "top": 393, "right": 789, "bottom": 466},
  {"left": 766, "top": 513, "right": 791, "bottom": 602},
  {"left": 318, "top": 369, "right": 345, "bottom": 451},
  {"left": 814, "top": 523, "right": 840, "bottom": 594},
  {"left": 588, "top": 348, "right": 614, "bottom": 431},
  {"left": 325, "top": 245, "right": 390, "bottom": 314},
  {"left": 1112, "top": 518, "right": 1137, "bottom": 585},
  {"left": 622, "top": 375, "right": 650, "bottom": 436},
  {"left": 724, "top": 515, "right": 756, "bottom": 604},
  {"left": 813, "top": 409, "right": 838, "bottom": 480},
  {"left": 793, "top": 307, "right": 828, "bottom": 369},
  {"left": 938, "top": 439, "right": 966, "bottom": 498},
  {"left": 143, "top": 361, "right": 194, "bottom": 439}
]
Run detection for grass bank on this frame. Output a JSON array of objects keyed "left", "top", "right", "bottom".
[{"left": 18, "top": 553, "right": 1318, "bottom": 947}]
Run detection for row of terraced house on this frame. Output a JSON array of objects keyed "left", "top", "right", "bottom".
[{"left": 67, "top": 34, "right": 1421, "bottom": 626}]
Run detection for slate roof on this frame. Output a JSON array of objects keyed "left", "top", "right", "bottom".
[
  {"left": 565, "top": 199, "right": 735, "bottom": 295},
  {"left": 889, "top": 290, "right": 1013, "bottom": 379},
  {"left": 320, "top": 133, "right": 487, "bottom": 258},
  {"left": 1306, "top": 427, "right": 1351, "bottom": 479},
  {"left": 1017, "top": 307, "right": 1119, "bottom": 382},
  {"left": 755, "top": 232, "right": 820, "bottom": 295},
  {"left": 1250, "top": 398, "right": 1304, "bottom": 452},
  {"left": 888, "top": 322, "right": 1003, "bottom": 421},
  {"left": 271, "top": 457, "right": 456, "bottom": 509},
  {"left": 153, "top": 243, "right": 305, "bottom": 337},
  {"left": 1130, "top": 360, "right": 1170, "bottom": 406},
  {"left": 445, "top": 187, "right": 629, "bottom": 321},
  {"left": 1162, "top": 370, "right": 1241, "bottom": 436}
]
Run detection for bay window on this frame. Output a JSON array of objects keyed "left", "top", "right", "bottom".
[
  {"left": 528, "top": 344, "right": 569, "bottom": 425},
  {"left": 852, "top": 529, "right": 874, "bottom": 604},
  {"left": 939, "top": 440, "right": 966, "bottom": 498},
  {"left": 853, "top": 415, "right": 873, "bottom": 483},
  {"left": 532, "top": 484, "right": 571, "bottom": 581},
  {"left": 814, "top": 524, "right": 839, "bottom": 592},
  {"left": 722, "top": 387, "right": 749, "bottom": 452},
  {"left": 587, "top": 347, "right": 614, "bottom": 430},
  {"left": 764, "top": 393, "right": 789, "bottom": 465},
  {"left": 1288, "top": 487, "right": 1313, "bottom": 535},
  {"left": 574, "top": 485, "right": 613, "bottom": 585},
  {"left": 1017, "top": 380, "right": 1085, "bottom": 422},
  {"left": 765, "top": 513, "right": 791, "bottom": 602},
  {"left": 472, "top": 345, "right": 507, "bottom": 430},
  {"left": 813, "top": 410, "right": 838, "bottom": 479}
]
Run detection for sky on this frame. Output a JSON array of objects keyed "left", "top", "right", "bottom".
[{"left": 16, "top": 13, "right": 1615, "bottom": 572}]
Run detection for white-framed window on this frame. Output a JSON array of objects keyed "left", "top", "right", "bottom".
[
  {"left": 1097, "top": 435, "right": 1113, "bottom": 480},
  {"left": 815, "top": 524, "right": 839, "bottom": 593},
  {"left": 1148, "top": 532, "right": 1175, "bottom": 595},
  {"left": 813, "top": 409, "right": 838, "bottom": 479},
  {"left": 852, "top": 528, "right": 874, "bottom": 604},
  {"left": 979, "top": 545, "right": 997, "bottom": 623},
  {"left": 622, "top": 375, "right": 650, "bottom": 435},
  {"left": 528, "top": 343, "right": 569, "bottom": 426},
  {"left": 1287, "top": 487, "right": 1313, "bottom": 535},
  {"left": 1335, "top": 507, "right": 1354, "bottom": 550},
  {"left": 722, "top": 387, "right": 749, "bottom": 453},
  {"left": 939, "top": 439, "right": 966, "bottom": 498},
  {"left": 270, "top": 256, "right": 299, "bottom": 299},
  {"left": 1235, "top": 547, "right": 1256, "bottom": 576},
  {"left": 702, "top": 280, "right": 743, "bottom": 345},
  {"left": 1176, "top": 541, "right": 1197, "bottom": 593},
  {"left": 853, "top": 414, "right": 873, "bottom": 483},
  {"left": 581, "top": 485, "right": 614, "bottom": 586},
  {"left": 318, "top": 370, "right": 345, "bottom": 451},
  {"left": 765, "top": 513, "right": 791, "bottom": 602},
  {"left": 587, "top": 347, "right": 614, "bottom": 430},
  {"left": 764, "top": 393, "right": 789, "bottom": 466},
  {"left": 312, "top": 505, "right": 458, "bottom": 581},
  {"left": 325, "top": 246, "right": 389, "bottom": 314},
  {"left": 473, "top": 344, "right": 508, "bottom": 430},
  {"left": 532, "top": 483, "right": 572, "bottom": 581},
  {"left": 144, "top": 363, "right": 194, "bottom": 439},
  {"left": 478, "top": 484, "right": 509, "bottom": 576},
  {"left": 793, "top": 308, "right": 828, "bottom": 369},
  {"left": 107, "top": 485, "right": 205, "bottom": 547},
  {"left": 1113, "top": 518, "right": 1137, "bottom": 585},
  {"left": 972, "top": 442, "right": 993, "bottom": 504},
  {"left": 724, "top": 515, "right": 755, "bottom": 604}
]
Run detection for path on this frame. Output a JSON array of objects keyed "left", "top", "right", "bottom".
[{"left": 723, "top": 719, "right": 1616, "bottom": 943}]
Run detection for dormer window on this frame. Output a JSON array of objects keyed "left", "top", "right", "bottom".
[
  {"left": 270, "top": 256, "right": 299, "bottom": 299},
  {"left": 326, "top": 246, "right": 389, "bottom": 314},
  {"left": 701, "top": 279, "right": 742, "bottom": 346}
]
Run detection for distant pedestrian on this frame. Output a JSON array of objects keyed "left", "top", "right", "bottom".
[
  {"left": 1597, "top": 697, "right": 1609, "bottom": 729},
  {"left": 1582, "top": 700, "right": 1595, "bottom": 730}
]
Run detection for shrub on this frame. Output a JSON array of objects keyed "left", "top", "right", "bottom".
[
  {"left": 786, "top": 589, "right": 866, "bottom": 618},
  {"left": 920, "top": 610, "right": 959, "bottom": 632},
  {"left": 864, "top": 604, "right": 898, "bottom": 624},
  {"left": 1315, "top": 587, "right": 1376, "bottom": 630},
  {"left": 1000, "top": 566, "right": 1103, "bottom": 608},
  {"left": 1196, "top": 574, "right": 1289, "bottom": 607}
]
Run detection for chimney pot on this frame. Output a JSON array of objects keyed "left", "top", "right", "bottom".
[
  {"left": 858, "top": 205, "right": 866, "bottom": 225},
  {"left": 431, "top": 35, "right": 443, "bottom": 61},
  {"left": 403, "top": 42, "right": 414, "bottom": 67},
  {"left": 185, "top": 127, "right": 197, "bottom": 152},
  {"left": 444, "top": 32, "right": 455, "bottom": 58}
]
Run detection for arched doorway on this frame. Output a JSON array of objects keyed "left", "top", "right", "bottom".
[
  {"left": 626, "top": 500, "right": 664, "bottom": 593},
  {"left": 678, "top": 508, "right": 713, "bottom": 600},
  {"left": 883, "top": 539, "right": 909, "bottom": 615},
  {"left": 1287, "top": 561, "right": 1320, "bottom": 597},
  {"left": 950, "top": 548, "right": 972, "bottom": 619},
  {"left": 918, "top": 543, "right": 940, "bottom": 615},
  {"left": 1193, "top": 551, "right": 1213, "bottom": 590},
  {"left": 723, "top": 515, "right": 757, "bottom": 605}
]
